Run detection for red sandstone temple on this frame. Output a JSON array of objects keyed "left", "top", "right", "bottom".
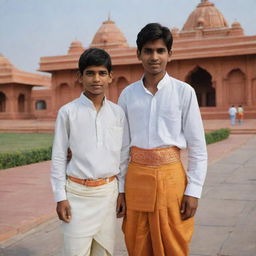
[{"left": 1, "top": 0, "right": 256, "bottom": 120}]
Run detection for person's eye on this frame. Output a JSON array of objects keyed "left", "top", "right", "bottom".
[
  {"left": 143, "top": 48, "right": 152, "bottom": 54},
  {"left": 85, "top": 71, "right": 94, "bottom": 76},
  {"left": 99, "top": 71, "right": 108, "bottom": 76},
  {"left": 157, "top": 48, "right": 166, "bottom": 54}
]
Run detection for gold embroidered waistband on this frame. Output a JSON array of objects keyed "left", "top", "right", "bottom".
[{"left": 130, "top": 146, "right": 180, "bottom": 166}]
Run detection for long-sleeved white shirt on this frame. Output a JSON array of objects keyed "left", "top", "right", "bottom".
[
  {"left": 51, "top": 93, "right": 125, "bottom": 202},
  {"left": 118, "top": 73, "right": 207, "bottom": 198},
  {"left": 229, "top": 107, "right": 237, "bottom": 116}
]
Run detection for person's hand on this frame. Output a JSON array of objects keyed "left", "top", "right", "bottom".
[
  {"left": 56, "top": 200, "right": 72, "bottom": 223},
  {"left": 67, "top": 148, "right": 72, "bottom": 162},
  {"left": 116, "top": 193, "right": 126, "bottom": 218},
  {"left": 180, "top": 195, "right": 198, "bottom": 221}
]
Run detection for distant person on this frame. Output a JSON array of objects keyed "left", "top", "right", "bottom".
[
  {"left": 51, "top": 48, "right": 125, "bottom": 256},
  {"left": 229, "top": 105, "right": 237, "bottom": 126},
  {"left": 237, "top": 104, "right": 244, "bottom": 125},
  {"left": 118, "top": 23, "right": 207, "bottom": 256}
]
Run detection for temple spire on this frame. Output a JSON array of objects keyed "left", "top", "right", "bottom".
[{"left": 108, "top": 12, "right": 111, "bottom": 21}]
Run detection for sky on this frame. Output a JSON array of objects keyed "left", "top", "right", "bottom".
[{"left": 0, "top": 0, "right": 256, "bottom": 74}]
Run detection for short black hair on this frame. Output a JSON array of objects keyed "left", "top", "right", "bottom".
[
  {"left": 136, "top": 23, "right": 173, "bottom": 53},
  {"left": 78, "top": 48, "right": 112, "bottom": 75}
]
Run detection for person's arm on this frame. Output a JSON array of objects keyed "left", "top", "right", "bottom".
[
  {"left": 181, "top": 87, "right": 208, "bottom": 220},
  {"left": 51, "top": 108, "right": 71, "bottom": 222},
  {"left": 116, "top": 95, "right": 131, "bottom": 218}
]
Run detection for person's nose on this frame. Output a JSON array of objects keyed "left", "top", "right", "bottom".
[
  {"left": 151, "top": 51, "right": 158, "bottom": 61},
  {"left": 93, "top": 73, "right": 100, "bottom": 82}
]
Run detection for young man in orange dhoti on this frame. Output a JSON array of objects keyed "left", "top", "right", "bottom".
[{"left": 118, "top": 23, "right": 208, "bottom": 256}]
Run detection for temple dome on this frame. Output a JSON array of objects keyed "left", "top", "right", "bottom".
[
  {"left": 171, "top": 27, "right": 180, "bottom": 38},
  {"left": 230, "top": 20, "right": 244, "bottom": 36},
  {"left": 68, "top": 40, "right": 84, "bottom": 55},
  {"left": 90, "top": 19, "right": 128, "bottom": 49},
  {"left": 182, "top": 0, "right": 228, "bottom": 31},
  {"left": 231, "top": 21, "right": 241, "bottom": 29},
  {"left": 0, "top": 54, "right": 14, "bottom": 68}
]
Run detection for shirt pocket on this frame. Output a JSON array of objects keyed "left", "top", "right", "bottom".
[{"left": 105, "top": 126, "right": 123, "bottom": 151}]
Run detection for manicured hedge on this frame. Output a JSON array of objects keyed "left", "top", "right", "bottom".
[
  {"left": 0, "top": 128, "right": 230, "bottom": 170},
  {"left": 0, "top": 147, "right": 52, "bottom": 170},
  {"left": 205, "top": 128, "right": 230, "bottom": 145}
]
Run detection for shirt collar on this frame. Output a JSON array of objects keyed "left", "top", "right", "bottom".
[
  {"left": 139, "top": 72, "right": 169, "bottom": 94},
  {"left": 79, "top": 92, "right": 106, "bottom": 108}
]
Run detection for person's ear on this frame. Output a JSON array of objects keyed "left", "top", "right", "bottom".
[
  {"left": 168, "top": 50, "right": 172, "bottom": 61},
  {"left": 78, "top": 72, "right": 83, "bottom": 84},
  {"left": 137, "top": 50, "right": 141, "bottom": 61},
  {"left": 108, "top": 71, "right": 113, "bottom": 84}
]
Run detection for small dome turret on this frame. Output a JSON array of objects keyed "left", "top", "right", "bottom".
[
  {"left": 90, "top": 18, "right": 128, "bottom": 49},
  {"left": 68, "top": 40, "right": 84, "bottom": 55}
]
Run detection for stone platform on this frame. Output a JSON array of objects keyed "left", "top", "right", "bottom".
[{"left": 0, "top": 118, "right": 256, "bottom": 134}]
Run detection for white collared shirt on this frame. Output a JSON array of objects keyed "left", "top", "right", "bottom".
[
  {"left": 51, "top": 93, "right": 125, "bottom": 202},
  {"left": 118, "top": 73, "right": 207, "bottom": 198}
]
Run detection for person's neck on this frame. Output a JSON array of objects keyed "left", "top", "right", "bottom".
[
  {"left": 143, "top": 72, "right": 166, "bottom": 95},
  {"left": 83, "top": 91, "right": 104, "bottom": 112}
]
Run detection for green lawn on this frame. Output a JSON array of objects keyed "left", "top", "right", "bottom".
[{"left": 0, "top": 133, "right": 54, "bottom": 153}]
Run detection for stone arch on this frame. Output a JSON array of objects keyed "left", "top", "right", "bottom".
[
  {"left": 35, "top": 100, "right": 47, "bottom": 110},
  {"left": 185, "top": 66, "right": 215, "bottom": 107},
  {"left": 18, "top": 94, "right": 25, "bottom": 112},
  {"left": 0, "top": 92, "right": 6, "bottom": 112},
  {"left": 116, "top": 77, "right": 129, "bottom": 96},
  {"left": 226, "top": 69, "right": 246, "bottom": 105},
  {"left": 56, "top": 83, "right": 72, "bottom": 109}
]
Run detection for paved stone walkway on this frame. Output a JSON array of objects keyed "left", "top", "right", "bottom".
[{"left": 1, "top": 134, "right": 256, "bottom": 255}]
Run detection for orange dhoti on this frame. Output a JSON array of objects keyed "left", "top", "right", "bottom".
[{"left": 123, "top": 146, "right": 194, "bottom": 256}]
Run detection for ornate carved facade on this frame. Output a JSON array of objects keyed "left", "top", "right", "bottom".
[{"left": 1, "top": 0, "right": 256, "bottom": 120}]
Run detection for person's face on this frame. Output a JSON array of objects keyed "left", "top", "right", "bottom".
[
  {"left": 137, "top": 38, "right": 172, "bottom": 76},
  {"left": 79, "top": 65, "right": 112, "bottom": 96}
]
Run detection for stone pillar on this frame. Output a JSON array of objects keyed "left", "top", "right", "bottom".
[
  {"left": 215, "top": 77, "right": 224, "bottom": 107},
  {"left": 246, "top": 78, "right": 252, "bottom": 106},
  {"left": 211, "top": 80, "right": 218, "bottom": 107},
  {"left": 8, "top": 89, "right": 17, "bottom": 119},
  {"left": 246, "top": 56, "right": 253, "bottom": 106},
  {"left": 222, "top": 78, "right": 229, "bottom": 107},
  {"left": 215, "top": 62, "right": 224, "bottom": 107}
]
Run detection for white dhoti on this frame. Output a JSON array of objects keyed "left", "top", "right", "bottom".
[{"left": 62, "top": 178, "right": 118, "bottom": 256}]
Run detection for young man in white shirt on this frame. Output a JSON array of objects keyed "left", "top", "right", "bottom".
[
  {"left": 118, "top": 23, "right": 208, "bottom": 256},
  {"left": 228, "top": 104, "right": 237, "bottom": 126},
  {"left": 51, "top": 48, "right": 126, "bottom": 256}
]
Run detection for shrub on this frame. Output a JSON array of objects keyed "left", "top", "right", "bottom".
[
  {"left": 0, "top": 128, "right": 230, "bottom": 170},
  {"left": 0, "top": 147, "right": 52, "bottom": 170},
  {"left": 205, "top": 128, "right": 230, "bottom": 145}
]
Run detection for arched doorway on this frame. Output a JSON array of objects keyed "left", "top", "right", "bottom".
[
  {"left": 227, "top": 69, "right": 246, "bottom": 105},
  {"left": 186, "top": 67, "right": 215, "bottom": 107},
  {"left": 0, "top": 92, "right": 6, "bottom": 112},
  {"left": 18, "top": 94, "right": 25, "bottom": 112}
]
